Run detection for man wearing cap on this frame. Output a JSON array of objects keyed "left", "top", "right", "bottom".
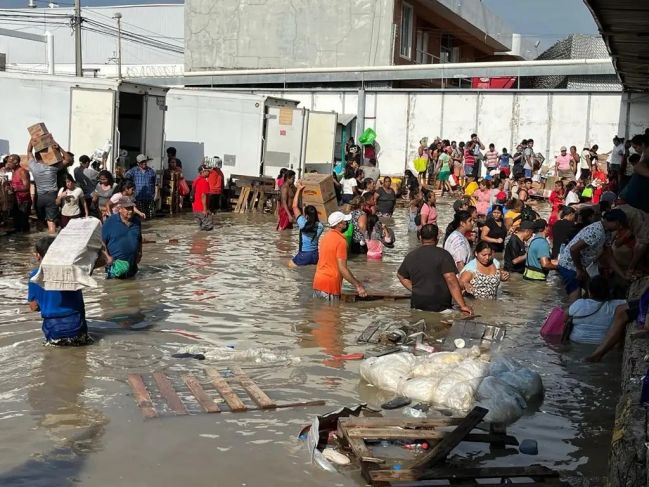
[
  {"left": 192, "top": 165, "right": 213, "bottom": 230},
  {"left": 558, "top": 209, "right": 628, "bottom": 302},
  {"left": 524, "top": 219, "right": 557, "bottom": 281},
  {"left": 125, "top": 154, "right": 158, "bottom": 219},
  {"left": 555, "top": 146, "right": 574, "bottom": 179},
  {"left": 398, "top": 224, "right": 473, "bottom": 314},
  {"left": 313, "top": 211, "right": 367, "bottom": 300},
  {"left": 102, "top": 197, "right": 142, "bottom": 279},
  {"left": 504, "top": 220, "right": 535, "bottom": 274}
]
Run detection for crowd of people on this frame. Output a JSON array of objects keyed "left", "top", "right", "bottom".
[
  {"left": 6, "top": 127, "right": 649, "bottom": 359},
  {"left": 273, "top": 129, "right": 649, "bottom": 363}
]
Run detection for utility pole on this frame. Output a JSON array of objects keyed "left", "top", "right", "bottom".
[
  {"left": 114, "top": 12, "right": 122, "bottom": 80},
  {"left": 74, "top": 0, "right": 82, "bottom": 76}
]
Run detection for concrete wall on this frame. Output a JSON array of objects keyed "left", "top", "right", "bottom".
[
  {"left": 252, "top": 89, "right": 649, "bottom": 176},
  {"left": 185, "top": 0, "right": 395, "bottom": 71}
]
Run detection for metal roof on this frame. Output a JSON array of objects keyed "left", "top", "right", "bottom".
[{"left": 584, "top": 0, "right": 649, "bottom": 92}]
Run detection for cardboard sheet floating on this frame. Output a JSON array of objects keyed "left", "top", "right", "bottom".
[{"left": 127, "top": 366, "right": 325, "bottom": 418}]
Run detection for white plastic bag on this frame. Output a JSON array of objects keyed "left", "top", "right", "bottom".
[
  {"left": 477, "top": 376, "right": 527, "bottom": 424},
  {"left": 359, "top": 353, "right": 416, "bottom": 393},
  {"left": 428, "top": 359, "right": 488, "bottom": 412},
  {"left": 398, "top": 377, "right": 442, "bottom": 403}
]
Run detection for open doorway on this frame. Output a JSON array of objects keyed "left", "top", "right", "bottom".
[{"left": 117, "top": 92, "right": 144, "bottom": 170}]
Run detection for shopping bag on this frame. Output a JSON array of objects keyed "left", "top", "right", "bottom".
[
  {"left": 358, "top": 128, "right": 377, "bottom": 146},
  {"left": 178, "top": 178, "right": 190, "bottom": 196},
  {"left": 540, "top": 306, "right": 566, "bottom": 338}
]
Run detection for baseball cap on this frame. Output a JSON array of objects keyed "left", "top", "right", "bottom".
[
  {"left": 600, "top": 191, "right": 617, "bottom": 203},
  {"left": 496, "top": 191, "right": 507, "bottom": 202},
  {"left": 560, "top": 146, "right": 567, "bottom": 151},
  {"left": 136, "top": 154, "right": 152, "bottom": 163},
  {"left": 520, "top": 220, "right": 535, "bottom": 230},
  {"left": 328, "top": 211, "right": 352, "bottom": 227}
]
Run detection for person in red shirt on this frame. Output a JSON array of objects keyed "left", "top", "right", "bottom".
[
  {"left": 313, "top": 211, "right": 367, "bottom": 300},
  {"left": 207, "top": 161, "right": 225, "bottom": 213},
  {"left": 192, "top": 165, "right": 212, "bottom": 229}
]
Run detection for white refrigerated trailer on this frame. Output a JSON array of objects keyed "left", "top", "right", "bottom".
[{"left": 0, "top": 72, "right": 168, "bottom": 171}]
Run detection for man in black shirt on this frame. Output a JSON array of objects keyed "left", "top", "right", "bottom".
[
  {"left": 397, "top": 224, "right": 473, "bottom": 314},
  {"left": 504, "top": 220, "right": 534, "bottom": 273}
]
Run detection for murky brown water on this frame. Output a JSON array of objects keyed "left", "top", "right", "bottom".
[{"left": 0, "top": 202, "right": 621, "bottom": 486}]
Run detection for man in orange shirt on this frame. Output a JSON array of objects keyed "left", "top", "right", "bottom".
[
  {"left": 313, "top": 211, "right": 367, "bottom": 300},
  {"left": 207, "top": 160, "right": 224, "bottom": 214}
]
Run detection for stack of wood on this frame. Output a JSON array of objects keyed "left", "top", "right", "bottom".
[
  {"left": 300, "top": 173, "right": 338, "bottom": 222},
  {"left": 28, "top": 123, "right": 63, "bottom": 165},
  {"left": 230, "top": 174, "right": 277, "bottom": 213}
]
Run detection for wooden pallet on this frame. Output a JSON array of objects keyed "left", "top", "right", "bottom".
[
  {"left": 128, "top": 366, "right": 325, "bottom": 418},
  {"left": 233, "top": 184, "right": 278, "bottom": 213},
  {"left": 338, "top": 407, "right": 523, "bottom": 485}
]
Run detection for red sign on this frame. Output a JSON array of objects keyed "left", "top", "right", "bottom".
[{"left": 280, "top": 129, "right": 286, "bottom": 136}]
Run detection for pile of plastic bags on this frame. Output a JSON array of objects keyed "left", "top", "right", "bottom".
[{"left": 359, "top": 349, "right": 542, "bottom": 424}]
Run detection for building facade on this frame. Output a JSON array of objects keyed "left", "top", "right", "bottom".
[{"left": 185, "top": 0, "right": 534, "bottom": 73}]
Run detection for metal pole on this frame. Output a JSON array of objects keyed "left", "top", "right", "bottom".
[
  {"left": 74, "top": 0, "right": 82, "bottom": 77},
  {"left": 45, "top": 31, "right": 54, "bottom": 75},
  {"left": 114, "top": 12, "right": 122, "bottom": 80}
]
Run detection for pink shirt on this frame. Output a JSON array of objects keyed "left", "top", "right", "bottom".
[
  {"left": 420, "top": 203, "right": 438, "bottom": 227},
  {"left": 556, "top": 154, "right": 572, "bottom": 171}
]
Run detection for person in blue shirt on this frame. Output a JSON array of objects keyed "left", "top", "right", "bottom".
[
  {"left": 102, "top": 198, "right": 143, "bottom": 279},
  {"left": 125, "top": 154, "right": 158, "bottom": 219},
  {"left": 524, "top": 219, "right": 558, "bottom": 281},
  {"left": 28, "top": 236, "right": 109, "bottom": 346},
  {"left": 288, "top": 183, "right": 324, "bottom": 268}
]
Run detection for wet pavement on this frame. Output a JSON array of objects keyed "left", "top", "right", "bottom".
[{"left": 0, "top": 203, "right": 621, "bottom": 486}]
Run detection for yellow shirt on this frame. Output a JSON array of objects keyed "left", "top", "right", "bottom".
[{"left": 464, "top": 181, "right": 478, "bottom": 196}]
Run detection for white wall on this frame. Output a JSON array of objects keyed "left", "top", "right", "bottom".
[{"left": 256, "top": 89, "right": 649, "bottom": 176}]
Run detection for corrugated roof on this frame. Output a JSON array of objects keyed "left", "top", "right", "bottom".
[{"left": 584, "top": 0, "right": 649, "bottom": 92}]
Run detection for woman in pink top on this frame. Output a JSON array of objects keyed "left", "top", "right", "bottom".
[
  {"left": 474, "top": 180, "right": 492, "bottom": 217},
  {"left": 418, "top": 190, "right": 438, "bottom": 230},
  {"left": 555, "top": 146, "right": 574, "bottom": 179}
]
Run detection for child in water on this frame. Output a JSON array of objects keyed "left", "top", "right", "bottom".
[{"left": 28, "top": 236, "right": 109, "bottom": 346}]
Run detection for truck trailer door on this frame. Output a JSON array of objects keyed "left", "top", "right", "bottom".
[
  {"left": 143, "top": 94, "right": 166, "bottom": 172},
  {"left": 262, "top": 106, "right": 304, "bottom": 178},
  {"left": 304, "top": 111, "right": 338, "bottom": 175},
  {"left": 68, "top": 87, "right": 115, "bottom": 164}
]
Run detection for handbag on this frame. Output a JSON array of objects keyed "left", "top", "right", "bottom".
[
  {"left": 178, "top": 178, "right": 190, "bottom": 197},
  {"left": 541, "top": 302, "right": 604, "bottom": 343}
]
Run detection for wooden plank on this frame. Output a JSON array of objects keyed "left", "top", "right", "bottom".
[
  {"left": 342, "top": 291, "right": 411, "bottom": 302},
  {"left": 152, "top": 371, "right": 188, "bottom": 415},
  {"left": 250, "top": 189, "right": 259, "bottom": 212},
  {"left": 234, "top": 186, "right": 247, "bottom": 212},
  {"left": 205, "top": 368, "right": 247, "bottom": 412},
  {"left": 127, "top": 373, "right": 158, "bottom": 418},
  {"left": 272, "top": 399, "right": 326, "bottom": 409},
  {"left": 371, "top": 465, "right": 559, "bottom": 483},
  {"left": 257, "top": 191, "right": 267, "bottom": 213},
  {"left": 229, "top": 366, "right": 276, "bottom": 409},
  {"left": 348, "top": 428, "right": 445, "bottom": 440},
  {"left": 388, "top": 481, "right": 566, "bottom": 487},
  {"left": 338, "top": 421, "right": 379, "bottom": 465},
  {"left": 339, "top": 417, "right": 462, "bottom": 428},
  {"left": 182, "top": 374, "right": 221, "bottom": 413},
  {"left": 241, "top": 187, "right": 252, "bottom": 212},
  {"left": 408, "top": 406, "right": 487, "bottom": 470}
]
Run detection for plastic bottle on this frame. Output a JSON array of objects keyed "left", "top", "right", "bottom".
[{"left": 402, "top": 406, "right": 427, "bottom": 418}]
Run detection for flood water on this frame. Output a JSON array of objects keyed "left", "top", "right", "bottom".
[{"left": 0, "top": 202, "right": 621, "bottom": 486}]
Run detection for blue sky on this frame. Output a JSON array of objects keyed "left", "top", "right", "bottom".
[{"left": 3, "top": 0, "right": 599, "bottom": 51}]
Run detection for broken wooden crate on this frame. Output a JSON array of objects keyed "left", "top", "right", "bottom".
[
  {"left": 336, "top": 407, "right": 552, "bottom": 486},
  {"left": 128, "top": 366, "right": 324, "bottom": 418}
]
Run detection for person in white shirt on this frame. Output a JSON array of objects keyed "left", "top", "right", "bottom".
[
  {"left": 608, "top": 136, "right": 626, "bottom": 174},
  {"left": 56, "top": 173, "right": 87, "bottom": 228},
  {"left": 341, "top": 164, "right": 358, "bottom": 204}
]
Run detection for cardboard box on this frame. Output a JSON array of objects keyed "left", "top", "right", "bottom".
[
  {"left": 27, "top": 122, "right": 49, "bottom": 138},
  {"left": 300, "top": 173, "right": 336, "bottom": 204},
  {"left": 309, "top": 197, "right": 339, "bottom": 223},
  {"left": 33, "top": 133, "right": 55, "bottom": 152},
  {"left": 30, "top": 217, "right": 103, "bottom": 291},
  {"left": 38, "top": 145, "right": 63, "bottom": 166}
]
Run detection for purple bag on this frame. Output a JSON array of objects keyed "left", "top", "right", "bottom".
[{"left": 540, "top": 306, "right": 566, "bottom": 338}]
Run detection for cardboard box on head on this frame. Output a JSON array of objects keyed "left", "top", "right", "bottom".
[
  {"left": 30, "top": 217, "right": 103, "bottom": 291},
  {"left": 32, "top": 133, "right": 55, "bottom": 152},
  {"left": 308, "top": 198, "right": 339, "bottom": 223},
  {"left": 38, "top": 145, "right": 63, "bottom": 166}
]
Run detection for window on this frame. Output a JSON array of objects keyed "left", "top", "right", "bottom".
[
  {"left": 400, "top": 3, "right": 414, "bottom": 59},
  {"left": 440, "top": 33, "right": 453, "bottom": 63},
  {"left": 415, "top": 30, "right": 431, "bottom": 64}
]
